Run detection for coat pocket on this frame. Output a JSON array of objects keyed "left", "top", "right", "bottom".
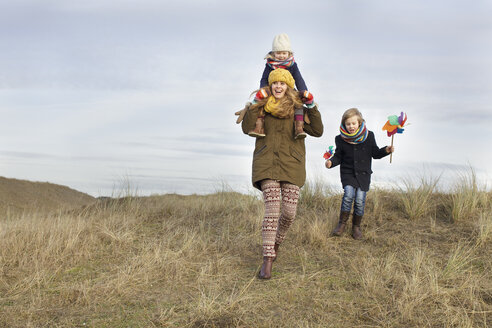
[
  {"left": 290, "top": 146, "right": 304, "bottom": 163},
  {"left": 254, "top": 144, "right": 267, "bottom": 157}
]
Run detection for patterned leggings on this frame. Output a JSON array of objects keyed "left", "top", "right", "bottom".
[{"left": 260, "top": 179, "right": 300, "bottom": 258}]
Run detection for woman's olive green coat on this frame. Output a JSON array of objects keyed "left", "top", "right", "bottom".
[{"left": 242, "top": 105, "right": 323, "bottom": 190}]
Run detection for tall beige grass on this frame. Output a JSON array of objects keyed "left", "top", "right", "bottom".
[
  {"left": 476, "top": 210, "right": 492, "bottom": 247},
  {"left": 0, "top": 175, "right": 491, "bottom": 327},
  {"left": 450, "top": 168, "right": 489, "bottom": 222},
  {"left": 396, "top": 174, "right": 441, "bottom": 220}
]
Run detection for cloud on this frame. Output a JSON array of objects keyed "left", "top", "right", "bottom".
[
  {"left": 1, "top": 0, "right": 491, "bottom": 195},
  {"left": 0, "top": 150, "right": 62, "bottom": 160}
]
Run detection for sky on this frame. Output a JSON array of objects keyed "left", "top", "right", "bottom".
[{"left": 1, "top": 0, "right": 491, "bottom": 197}]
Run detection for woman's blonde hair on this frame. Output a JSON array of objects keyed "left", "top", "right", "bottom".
[
  {"left": 250, "top": 86, "right": 302, "bottom": 118},
  {"left": 341, "top": 108, "right": 364, "bottom": 127}
]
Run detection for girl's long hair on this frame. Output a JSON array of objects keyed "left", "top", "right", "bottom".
[{"left": 250, "top": 86, "right": 303, "bottom": 118}]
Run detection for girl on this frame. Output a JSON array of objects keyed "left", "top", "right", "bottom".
[
  {"left": 241, "top": 68, "right": 323, "bottom": 279},
  {"left": 238, "top": 33, "right": 315, "bottom": 139},
  {"left": 325, "top": 108, "right": 394, "bottom": 239}
]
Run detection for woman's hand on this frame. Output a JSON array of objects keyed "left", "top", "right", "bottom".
[
  {"left": 325, "top": 160, "right": 332, "bottom": 168},
  {"left": 386, "top": 146, "right": 395, "bottom": 153}
]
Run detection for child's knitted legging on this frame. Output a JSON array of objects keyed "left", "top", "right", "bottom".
[{"left": 260, "top": 179, "right": 300, "bottom": 258}]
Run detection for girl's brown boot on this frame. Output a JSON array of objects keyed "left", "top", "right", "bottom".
[
  {"left": 248, "top": 116, "right": 266, "bottom": 137},
  {"left": 295, "top": 120, "right": 307, "bottom": 139},
  {"left": 332, "top": 211, "right": 350, "bottom": 236},
  {"left": 352, "top": 214, "right": 363, "bottom": 240}
]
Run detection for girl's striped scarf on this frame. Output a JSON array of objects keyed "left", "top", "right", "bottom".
[
  {"left": 267, "top": 56, "right": 295, "bottom": 70},
  {"left": 340, "top": 121, "right": 368, "bottom": 144}
]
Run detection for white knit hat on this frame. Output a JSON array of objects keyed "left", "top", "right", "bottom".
[{"left": 272, "top": 33, "right": 292, "bottom": 52}]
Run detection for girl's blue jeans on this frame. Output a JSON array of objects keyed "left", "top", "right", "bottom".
[{"left": 341, "top": 185, "right": 367, "bottom": 216}]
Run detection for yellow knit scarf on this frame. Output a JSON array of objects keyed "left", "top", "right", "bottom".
[{"left": 264, "top": 96, "right": 289, "bottom": 118}]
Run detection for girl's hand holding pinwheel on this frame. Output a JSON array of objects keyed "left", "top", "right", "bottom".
[{"left": 323, "top": 146, "right": 334, "bottom": 168}]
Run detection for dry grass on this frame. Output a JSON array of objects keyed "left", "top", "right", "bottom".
[
  {"left": 395, "top": 174, "right": 441, "bottom": 221},
  {"left": 450, "top": 168, "right": 490, "bottom": 222},
  {"left": 0, "top": 175, "right": 491, "bottom": 327}
]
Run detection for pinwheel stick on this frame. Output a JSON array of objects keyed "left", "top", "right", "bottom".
[{"left": 390, "top": 134, "right": 394, "bottom": 163}]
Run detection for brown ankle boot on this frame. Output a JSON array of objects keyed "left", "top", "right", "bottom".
[
  {"left": 273, "top": 242, "right": 280, "bottom": 262},
  {"left": 332, "top": 211, "right": 350, "bottom": 236},
  {"left": 248, "top": 116, "right": 266, "bottom": 137},
  {"left": 294, "top": 120, "right": 307, "bottom": 139},
  {"left": 352, "top": 214, "right": 363, "bottom": 240},
  {"left": 258, "top": 256, "right": 273, "bottom": 279}
]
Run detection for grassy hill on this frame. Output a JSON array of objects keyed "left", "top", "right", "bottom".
[
  {"left": 0, "top": 176, "right": 490, "bottom": 327},
  {"left": 0, "top": 176, "right": 95, "bottom": 216}
]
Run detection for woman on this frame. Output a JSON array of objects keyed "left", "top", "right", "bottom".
[{"left": 241, "top": 68, "right": 324, "bottom": 279}]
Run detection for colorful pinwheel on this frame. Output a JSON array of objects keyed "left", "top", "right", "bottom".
[
  {"left": 323, "top": 146, "right": 335, "bottom": 160},
  {"left": 382, "top": 112, "right": 407, "bottom": 163}
]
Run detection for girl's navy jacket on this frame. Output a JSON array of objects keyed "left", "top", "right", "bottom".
[
  {"left": 329, "top": 131, "right": 389, "bottom": 191},
  {"left": 260, "top": 63, "right": 307, "bottom": 91}
]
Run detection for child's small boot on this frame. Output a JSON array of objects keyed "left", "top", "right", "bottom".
[
  {"left": 248, "top": 115, "right": 265, "bottom": 138},
  {"left": 295, "top": 119, "right": 307, "bottom": 139},
  {"left": 332, "top": 211, "right": 350, "bottom": 236},
  {"left": 247, "top": 90, "right": 269, "bottom": 138},
  {"left": 352, "top": 214, "right": 363, "bottom": 240}
]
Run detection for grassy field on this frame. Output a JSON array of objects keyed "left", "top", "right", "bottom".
[
  {"left": 0, "top": 175, "right": 491, "bottom": 327},
  {"left": 0, "top": 176, "right": 95, "bottom": 216}
]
